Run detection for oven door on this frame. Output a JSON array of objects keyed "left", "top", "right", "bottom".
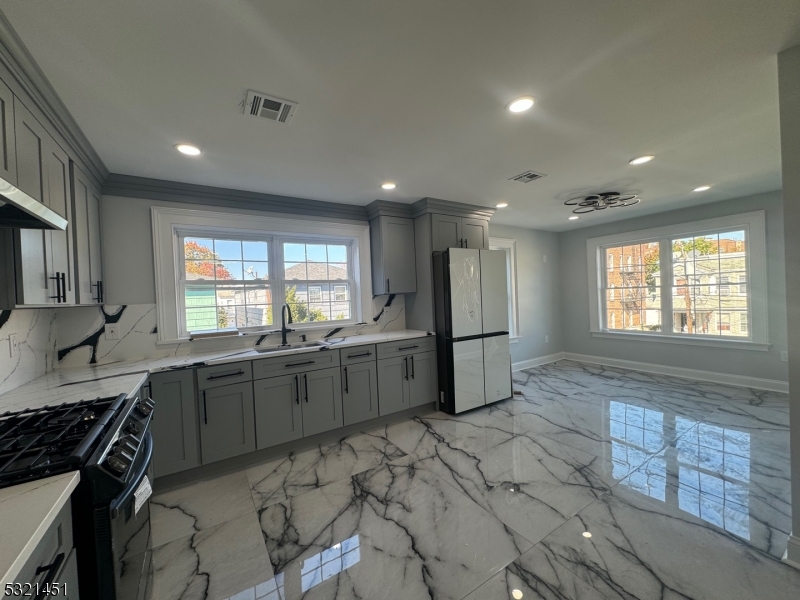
[{"left": 109, "top": 432, "right": 154, "bottom": 600}]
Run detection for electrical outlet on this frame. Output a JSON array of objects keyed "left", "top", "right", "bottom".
[
  {"left": 105, "top": 324, "right": 120, "bottom": 340},
  {"left": 781, "top": 351, "right": 789, "bottom": 362},
  {"left": 8, "top": 333, "right": 19, "bottom": 358},
  {"left": 545, "top": 334, "right": 549, "bottom": 343}
]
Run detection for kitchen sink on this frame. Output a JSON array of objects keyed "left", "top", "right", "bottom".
[{"left": 253, "top": 340, "right": 331, "bottom": 353}]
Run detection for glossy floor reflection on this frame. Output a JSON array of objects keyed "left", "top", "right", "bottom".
[{"left": 150, "top": 360, "right": 798, "bottom": 599}]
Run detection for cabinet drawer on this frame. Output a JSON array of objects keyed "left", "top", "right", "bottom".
[
  {"left": 197, "top": 362, "right": 252, "bottom": 390},
  {"left": 376, "top": 336, "right": 434, "bottom": 359},
  {"left": 339, "top": 344, "right": 376, "bottom": 365},
  {"left": 17, "top": 497, "right": 74, "bottom": 586},
  {"left": 253, "top": 350, "right": 339, "bottom": 380}
]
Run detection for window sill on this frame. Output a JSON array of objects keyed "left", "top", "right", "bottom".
[
  {"left": 590, "top": 330, "right": 770, "bottom": 351},
  {"left": 157, "top": 320, "right": 363, "bottom": 346}
]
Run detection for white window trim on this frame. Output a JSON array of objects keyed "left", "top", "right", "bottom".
[
  {"left": 586, "top": 211, "right": 769, "bottom": 351},
  {"left": 489, "top": 237, "right": 520, "bottom": 340},
  {"left": 152, "top": 206, "right": 372, "bottom": 343}
]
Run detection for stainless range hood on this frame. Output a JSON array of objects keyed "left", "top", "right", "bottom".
[{"left": 0, "top": 175, "right": 67, "bottom": 230}]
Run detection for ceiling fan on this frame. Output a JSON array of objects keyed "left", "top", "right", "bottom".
[{"left": 564, "top": 191, "right": 641, "bottom": 214}]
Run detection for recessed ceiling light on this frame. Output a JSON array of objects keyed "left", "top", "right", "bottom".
[
  {"left": 512, "top": 590, "right": 524, "bottom": 600},
  {"left": 175, "top": 144, "right": 201, "bottom": 156},
  {"left": 381, "top": 182, "right": 396, "bottom": 190},
  {"left": 569, "top": 216, "right": 579, "bottom": 220},
  {"left": 693, "top": 186, "right": 711, "bottom": 192},
  {"left": 629, "top": 155, "right": 654, "bottom": 165},
  {"left": 508, "top": 96, "right": 535, "bottom": 113},
  {"left": 496, "top": 202, "right": 509, "bottom": 208},
  {"left": 582, "top": 531, "right": 593, "bottom": 538}
]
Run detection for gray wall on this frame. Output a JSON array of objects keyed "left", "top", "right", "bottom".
[
  {"left": 558, "top": 191, "right": 788, "bottom": 382},
  {"left": 778, "top": 44, "right": 800, "bottom": 563},
  {"left": 489, "top": 224, "right": 562, "bottom": 366}
]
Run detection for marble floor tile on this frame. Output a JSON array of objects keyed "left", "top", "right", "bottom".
[
  {"left": 151, "top": 470, "right": 256, "bottom": 548},
  {"left": 246, "top": 427, "right": 407, "bottom": 510},
  {"left": 538, "top": 479, "right": 800, "bottom": 600},
  {"left": 463, "top": 544, "right": 608, "bottom": 600},
  {"left": 704, "top": 402, "right": 791, "bottom": 432},
  {"left": 151, "top": 511, "right": 274, "bottom": 600},
  {"left": 512, "top": 366, "right": 590, "bottom": 398},
  {"left": 258, "top": 460, "right": 532, "bottom": 600},
  {"left": 415, "top": 420, "right": 634, "bottom": 545},
  {"left": 732, "top": 387, "right": 791, "bottom": 407}
]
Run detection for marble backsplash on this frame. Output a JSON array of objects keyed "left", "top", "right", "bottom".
[
  {"left": 0, "top": 309, "right": 57, "bottom": 395},
  {"left": 56, "top": 295, "right": 407, "bottom": 368}
]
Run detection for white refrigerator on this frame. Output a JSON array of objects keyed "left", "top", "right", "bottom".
[{"left": 432, "top": 248, "right": 513, "bottom": 414}]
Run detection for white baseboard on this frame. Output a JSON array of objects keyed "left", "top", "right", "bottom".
[
  {"left": 512, "top": 352, "right": 565, "bottom": 372},
  {"left": 784, "top": 535, "right": 800, "bottom": 570},
  {"left": 562, "top": 352, "right": 789, "bottom": 393}
]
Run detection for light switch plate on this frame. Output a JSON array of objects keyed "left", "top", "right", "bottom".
[
  {"left": 105, "top": 324, "right": 120, "bottom": 340},
  {"left": 781, "top": 351, "right": 789, "bottom": 362},
  {"left": 545, "top": 335, "right": 549, "bottom": 343},
  {"left": 9, "top": 333, "right": 19, "bottom": 358}
]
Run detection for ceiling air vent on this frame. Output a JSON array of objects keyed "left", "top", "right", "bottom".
[
  {"left": 508, "top": 170, "right": 546, "bottom": 183},
  {"left": 244, "top": 90, "right": 297, "bottom": 125}
]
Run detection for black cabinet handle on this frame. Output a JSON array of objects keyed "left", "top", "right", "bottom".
[
  {"left": 207, "top": 369, "right": 244, "bottom": 380},
  {"left": 347, "top": 351, "right": 372, "bottom": 359},
  {"left": 304, "top": 373, "right": 309, "bottom": 402},
  {"left": 410, "top": 354, "right": 415, "bottom": 379},
  {"left": 34, "top": 552, "right": 65, "bottom": 600},
  {"left": 60, "top": 272, "right": 66, "bottom": 302},
  {"left": 294, "top": 374, "right": 300, "bottom": 405},
  {"left": 464, "top": 239, "right": 468, "bottom": 248},
  {"left": 344, "top": 366, "right": 349, "bottom": 393},
  {"left": 93, "top": 280, "right": 104, "bottom": 303},
  {"left": 404, "top": 357, "right": 408, "bottom": 380},
  {"left": 49, "top": 273, "right": 61, "bottom": 302},
  {"left": 202, "top": 390, "right": 207, "bottom": 424},
  {"left": 286, "top": 360, "right": 315, "bottom": 368},
  {"left": 100, "top": 280, "right": 104, "bottom": 303},
  {"left": 398, "top": 345, "right": 419, "bottom": 351},
  {"left": 386, "top": 278, "right": 390, "bottom": 293}
]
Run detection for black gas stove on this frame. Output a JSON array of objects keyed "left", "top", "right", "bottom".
[{"left": 0, "top": 390, "right": 156, "bottom": 600}]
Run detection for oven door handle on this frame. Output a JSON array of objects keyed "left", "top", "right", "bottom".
[{"left": 110, "top": 431, "right": 153, "bottom": 519}]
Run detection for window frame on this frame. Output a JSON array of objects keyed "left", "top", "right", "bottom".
[
  {"left": 152, "top": 206, "right": 371, "bottom": 343},
  {"left": 586, "top": 211, "right": 769, "bottom": 351},
  {"left": 489, "top": 237, "right": 519, "bottom": 339}
]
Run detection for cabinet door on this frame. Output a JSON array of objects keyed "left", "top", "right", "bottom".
[
  {"left": 377, "top": 355, "right": 409, "bottom": 416},
  {"left": 431, "top": 213, "right": 462, "bottom": 252},
  {"left": 13, "top": 98, "right": 45, "bottom": 202},
  {"left": 342, "top": 361, "right": 378, "bottom": 426},
  {"left": 301, "top": 367, "right": 343, "bottom": 437},
  {"left": 408, "top": 351, "right": 437, "bottom": 408},
  {"left": 0, "top": 80, "right": 16, "bottom": 185},
  {"left": 254, "top": 373, "right": 303, "bottom": 449},
  {"left": 43, "top": 137, "right": 74, "bottom": 304},
  {"left": 462, "top": 218, "right": 489, "bottom": 250},
  {"left": 71, "top": 163, "right": 103, "bottom": 304},
  {"left": 150, "top": 371, "right": 199, "bottom": 478},
  {"left": 382, "top": 216, "right": 416, "bottom": 294},
  {"left": 199, "top": 382, "right": 256, "bottom": 465}
]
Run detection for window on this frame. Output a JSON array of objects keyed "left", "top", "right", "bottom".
[
  {"left": 489, "top": 237, "right": 519, "bottom": 338},
  {"left": 152, "top": 207, "right": 371, "bottom": 341},
  {"left": 587, "top": 211, "right": 768, "bottom": 349}
]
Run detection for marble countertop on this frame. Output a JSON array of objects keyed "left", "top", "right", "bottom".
[
  {"left": 0, "top": 471, "right": 81, "bottom": 585},
  {"left": 0, "top": 329, "right": 431, "bottom": 414}
]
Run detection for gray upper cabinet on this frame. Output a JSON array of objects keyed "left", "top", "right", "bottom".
[
  {"left": 199, "top": 381, "right": 256, "bottom": 464},
  {"left": 342, "top": 360, "right": 379, "bottom": 425},
  {"left": 301, "top": 366, "right": 343, "bottom": 436},
  {"left": 0, "top": 79, "right": 16, "bottom": 185},
  {"left": 150, "top": 370, "right": 199, "bottom": 478},
  {"left": 431, "top": 213, "right": 461, "bottom": 252},
  {"left": 408, "top": 351, "right": 437, "bottom": 408},
  {"left": 376, "top": 355, "right": 409, "bottom": 416},
  {"left": 431, "top": 213, "right": 489, "bottom": 252},
  {"left": 462, "top": 218, "right": 490, "bottom": 250},
  {"left": 71, "top": 163, "right": 103, "bottom": 304},
  {"left": 43, "top": 137, "right": 74, "bottom": 305},
  {"left": 13, "top": 97, "right": 45, "bottom": 203},
  {"left": 370, "top": 215, "right": 416, "bottom": 295},
  {"left": 254, "top": 373, "right": 303, "bottom": 449}
]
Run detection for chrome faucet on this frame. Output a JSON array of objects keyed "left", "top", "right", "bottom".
[{"left": 280, "top": 303, "right": 294, "bottom": 346}]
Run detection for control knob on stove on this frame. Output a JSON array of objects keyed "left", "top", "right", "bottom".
[
  {"left": 125, "top": 422, "right": 141, "bottom": 436},
  {"left": 106, "top": 454, "right": 128, "bottom": 474},
  {"left": 137, "top": 400, "right": 154, "bottom": 417}
]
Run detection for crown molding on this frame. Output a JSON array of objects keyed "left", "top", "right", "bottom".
[
  {"left": 103, "top": 173, "right": 370, "bottom": 222},
  {"left": 365, "top": 200, "right": 414, "bottom": 219},
  {"left": 411, "top": 197, "right": 496, "bottom": 220},
  {"left": 0, "top": 10, "right": 108, "bottom": 184}
]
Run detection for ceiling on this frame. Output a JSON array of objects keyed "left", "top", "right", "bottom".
[{"left": 3, "top": 0, "right": 800, "bottom": 231}]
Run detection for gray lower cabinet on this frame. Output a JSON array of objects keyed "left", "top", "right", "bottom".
[
  {"left": 342, "top": 361, "right": 379, "bottom": 425},
  {"left": 408, "top": 351, "right": 437, "bottom": 408},
  {"left": 377, "top": 355, "right": 409, "bottom": 415},
  {"left": 301, "top": 367, "right": 344, "bottom": 436},
  {"left": 150, "top": 370, "right": 199, "bottom": 478},
  {"left": 199, "top": 381, "right": 256, "bottom": 464},
  {"left": 254, "top": 373, "right": 303, "bottom": 449}
]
